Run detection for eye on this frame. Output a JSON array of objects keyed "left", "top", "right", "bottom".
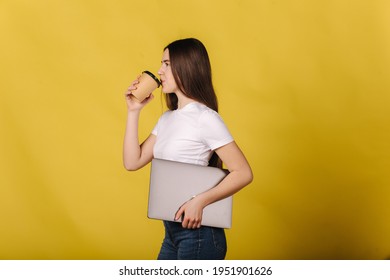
[{"left": 161, "top": 60, "right": 170, "bottom": 67}]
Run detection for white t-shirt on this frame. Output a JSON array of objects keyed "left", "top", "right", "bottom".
[{"left": 151, "top": 102, "right": 234, "bottom": 166}]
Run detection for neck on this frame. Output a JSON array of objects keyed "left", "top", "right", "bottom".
[{"left": 176, "top": 91, "right": 195, "bottom": 109}]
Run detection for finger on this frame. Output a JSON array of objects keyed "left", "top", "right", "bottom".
[
  {"left": 124, "top": 91, "right": 134, "bottom": 99},
  {"left": 143, "top": 93, "right": 154, "bottom": 104},
  {"left": 182, "top": 215, "right": 195, "bottom": 229},
  {"left": 174, "top": 206, "right": 184, "bottom": 221},
  {"left": 132, "top": 79, "right": 140, "bottom": 86},
  {"left": 185, "top": 218, "right": 198, "bottom": 229},
  {"left": 181, "top": 218, "right": 189, "bottom": 228},
  {"left": 192, "top": 219, "right": 201, "bottom": 229}
]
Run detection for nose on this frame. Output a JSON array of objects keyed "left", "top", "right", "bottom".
[{"left": 158, "top": 65, "right": 163, "bottom": 76}]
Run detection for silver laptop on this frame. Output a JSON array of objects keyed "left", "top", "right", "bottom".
[{"left": 147, "top": 158, "right": 233, "bottom": 228}]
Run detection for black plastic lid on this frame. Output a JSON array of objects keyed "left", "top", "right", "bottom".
[{"left": 143, "top": 70, "right": 161, "bottom": 87}]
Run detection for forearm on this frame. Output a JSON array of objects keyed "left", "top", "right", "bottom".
[
  {"left": 175, "top": 165, "right": 253, "bottom": 227},
  {"left": 197, "top": 141, "right": 253, "bottom": 207},
  {"left": 123, "top": 110, "right": 142, "bottom": 170},
  {"left": 174, "top": 141, "right": 253, "bottom": 228},
  {"left": 196, "top": 166, "right": 253, "bottom": 207}
]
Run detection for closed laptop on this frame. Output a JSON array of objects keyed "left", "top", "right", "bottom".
[{"left": 148, "top": 158, "right": 232, "bottom": 228}]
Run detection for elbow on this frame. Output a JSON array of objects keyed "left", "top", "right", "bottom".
[
  {"left": 230, "top": 165, "right": 253, "bottom": 189},
  {"left": 241, "top": 165, "right": 253, "bottom": 187},
  {"left": 124, "top": 166, "right": 136, "bottom": 172},
  {"left": 123, "top": 161, "right": 139, "bottom": 171},
  {"left": 246, "top": 167, "right": 254, "bottom": 186},
  {"left": 249, "top": 169, "right": 254, "bottom": 184}
]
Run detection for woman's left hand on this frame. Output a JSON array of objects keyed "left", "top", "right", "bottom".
[{"left": 175, "top": 196, "right": 205, "bottom": 229}]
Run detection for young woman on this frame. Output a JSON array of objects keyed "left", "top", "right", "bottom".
[{"left": 123, "top": 38, "right": 253, "bottom": 260}]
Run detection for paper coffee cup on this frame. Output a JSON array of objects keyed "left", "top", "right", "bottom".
[{"left": 131, "top": 71, "right": 161, "bottom": 102}]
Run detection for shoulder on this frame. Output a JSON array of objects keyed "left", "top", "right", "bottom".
[
  {"left": 188, "top": 102, "right": 219, "bottom": 117},
  {"left": 197, "top": 104, "right": 225, "bottom": 124},
  {"left": 196, "top": 103, "right": 234, "bottom": 149}
]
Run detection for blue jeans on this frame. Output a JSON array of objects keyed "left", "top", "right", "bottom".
[{"left": 157, "top": 221, "right": 227, "bottom": 260}]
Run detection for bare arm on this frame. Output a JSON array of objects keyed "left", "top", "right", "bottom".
[
  {"left": 123, "top": 110, "right": 156, "bottom": 170},
  {"left": 175, "top": 141, "right": 253, "bottom": 228},
  {"left": 122, "top": 79, "right": 155, "bottom": 171}
]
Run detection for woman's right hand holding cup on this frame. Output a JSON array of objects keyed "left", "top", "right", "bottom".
[{"left": 124, "top": 76, "right": 154, "bottom": 112}]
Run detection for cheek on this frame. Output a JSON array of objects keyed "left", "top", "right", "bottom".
[
  {"left": 162, "top": 82, "right": 176, "bottom": 94},
  {"left": 166, "top": 74, "right": 176, "bottom": 87},
  {"left": 162, "top": 80, "right": 173, "bottom": 93}
]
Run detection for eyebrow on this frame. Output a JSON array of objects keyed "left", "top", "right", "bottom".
[{"left": 162, "top": 59, "right": 170, "bottom": 63}]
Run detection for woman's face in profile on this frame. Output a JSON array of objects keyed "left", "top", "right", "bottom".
[{"left": 158, "top": 49, "right": 178, "bottom": 94}]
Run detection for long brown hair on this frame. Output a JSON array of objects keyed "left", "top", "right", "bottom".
[{"left": 164, "top": 38, "right": 222, "bottom": 168}]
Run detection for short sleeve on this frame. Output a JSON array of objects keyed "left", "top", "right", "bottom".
[
  {"left": 151, "top": 119, "right": 159, "bottom": 136},
  {"left": 199, "top": 110, "right": 234, "bottom": 150},
  {"left": 151, "top": 110, "right": 169, "bottom": 136}
]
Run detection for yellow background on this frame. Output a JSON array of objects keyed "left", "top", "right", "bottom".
[{"left": 1, "top": 0, "right": 389, "bottom": 259}]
